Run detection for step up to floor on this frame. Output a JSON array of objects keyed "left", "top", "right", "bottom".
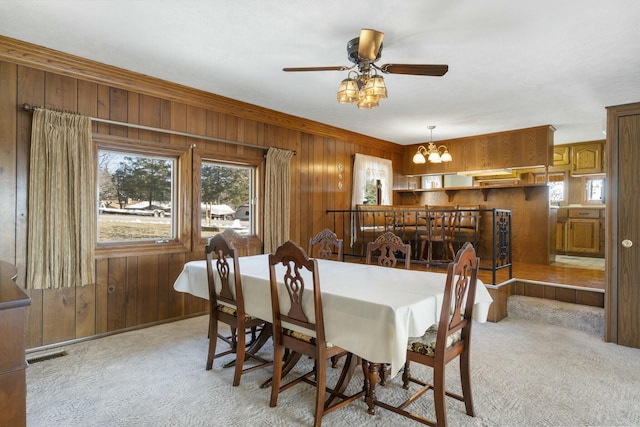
[{"left": 507, "top": 295, "right": 604, "bottom": 336}]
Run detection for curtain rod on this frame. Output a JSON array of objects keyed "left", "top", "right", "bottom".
[{"left": 20, "top": 103, "right": 296, "bottom": 155}]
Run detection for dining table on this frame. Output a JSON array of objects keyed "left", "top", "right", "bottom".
[{"left": 173, "top": 253, "right": 493, "bottom": 413}]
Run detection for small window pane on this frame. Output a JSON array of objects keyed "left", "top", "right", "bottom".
[
  {"left": 98, "top": 150, "right": 175, "bottom": 242},
  {"left": 200, "top": 162, "right": 254, "bottom": 238},
  {"left": 363, "top": 179, "right": 379, "bottom": 205},
  {"left": 584, "top": 177, "right": 605, "bottom": 203},
  {"left": 538, "top": 173, "right": 565, "bottom": 203},
  {"left": 549, "top": 181, "right": 565, "bottom": 203}
]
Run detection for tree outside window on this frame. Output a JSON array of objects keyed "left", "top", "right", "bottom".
[
  {"left": 97, "top": 150, "right": 175, "bottom": 242},
  {"left": 200, "top": 162, "right": 254, "bottom": 238}
]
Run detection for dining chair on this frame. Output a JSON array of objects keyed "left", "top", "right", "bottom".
[
  {"left": 375, "top": 241, "right": 480, "bottom": 427},
  {"left": 308, "top": 228, "right": 344, "bottom": 261},
  {"left": 452, "top": 205, "right": 480, "bottom": 253},
  {"left": 219, "top": 228, "right": 261, "bottom": 343},
  {"left": 364, "top": 230, "right": 411, "bottom": 384},
  {"left": 366, "top": 231, "right": 411, "bottom": 269},
  {"left": 419, "top": 205, "right": 458, "bottom": 265},
  {"left": 268, "top": 240, "right": 363, "bottom": 427},
  {"left": 205, "top": 234, "right": 270, "bottom": 386}
]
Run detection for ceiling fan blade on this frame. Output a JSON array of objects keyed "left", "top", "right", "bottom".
[
  {"left": 379, "top": 64, "right": 449, "bottom": 76},
  {"left": 358, "top": 29, "right": 384, "bottom": 61},
  {"left": 283, "top": 66, "right": 351, "bottom": 72}
]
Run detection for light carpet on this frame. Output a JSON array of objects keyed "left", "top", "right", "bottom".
[
  {"left": 508, "top": 295, "right": 605, "bottom": 336},
  {"left": 26, "top": 305, "right": 640, "bottom": 427}
]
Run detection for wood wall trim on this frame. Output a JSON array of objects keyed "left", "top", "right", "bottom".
[{"left": 0, "top": 35, "right": 400, "bottom": 152}]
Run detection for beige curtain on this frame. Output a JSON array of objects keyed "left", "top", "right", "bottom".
[
  {"left": 263, "top": 147, "right": 294, "bottom": 253},
  {"left": 27, "top": 109, "right": 96, "bottom": 289}
]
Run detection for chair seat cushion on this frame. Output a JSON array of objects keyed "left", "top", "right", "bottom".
[
  {"left": 407, "top": 323, "right": 461, "bottom": 356},
  {"left": 216, "top": 304, "right": 256, "bottom": 320},
  {"left": 283, "top": 328, "right": 334, "bottom": 348}
]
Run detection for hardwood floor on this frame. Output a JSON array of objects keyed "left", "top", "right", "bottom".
[
  {"left": 346, "top": 255, "right": 605, "bottom": 290},
  {"left": 478, "top": 261, "right": 605, "bottom": 289},
  {"left": 410, "top": 256, "right": 605, "bottom": 290}
]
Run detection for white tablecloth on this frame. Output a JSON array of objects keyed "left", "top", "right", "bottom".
[{"left": 173, "top": 254, "right": 493, "bottom": 375}]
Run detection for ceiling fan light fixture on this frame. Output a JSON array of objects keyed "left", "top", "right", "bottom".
[
  {"left": 337, "top": 77, "right": 359, "bottom": 104},
  {"left": 284, "top": 29, "right": 448, "bottom": 110},
  {"left": 356, "top": 94, "right": 379, "bottom": 109},
  {"left": 363, "top": 74, "right": 387, "bottom": 99}
]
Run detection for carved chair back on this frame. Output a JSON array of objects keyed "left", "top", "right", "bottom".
[
  {"left": 366, "top": 231, "right": 411, "bottom": 269},
  {"left": 308, "top": 228, "right": 344, "bottom": 262}
]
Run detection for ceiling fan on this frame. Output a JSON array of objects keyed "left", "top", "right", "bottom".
[{"left": 283, "top": 29, "right": 448, "bottom": 109}]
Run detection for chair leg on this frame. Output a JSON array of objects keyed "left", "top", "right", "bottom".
[
  {"left": 330, "top": 354, "right": 339, "bottom": 368},
  {"left": 419, "top": 239, "right": 427, "bottom": 260},
  {"left": 232, "top": 324, "right": 246, "bottom": 386},
  {"left": 433, "top": 367, "right": 448, "bottom": 427},
  {"left": 460, "top": 350, "right": 475, "bottom": 417},
  {"left": 230, "top": 326, "right": 238, "bottom": 352},
  {"left": 314, "top": 357, "right": 327, "bottom": 427},
  {"left": 206, "top": 315, "right": 218, "bottom": 370},
  {"left": 447, "top": 242, "right": 456, "bottom": 261},
  {"left": 270, "top": 344, "right": 284, "bottom": 407},
  {"left": 402, "top": 361, "right": 411, "bottom": 389}
]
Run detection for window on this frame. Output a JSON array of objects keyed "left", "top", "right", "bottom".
[
  {"left": 352, "top": 154, "right": 393, "bottom": 207},
  {"left": 363, "top": 179, "right": 380, "bottom": 205},
  {"left": 584, "top": 176, "right": 605, "bottom": 204},
  {"left": 97, "top": 149, "right": 176, "bottom": 243},
  {"left": 536, "top": 172, "right": 566, "bottom": 203},
  {"left": 200, "top": 161, "right": 255, "bottom": 239}
]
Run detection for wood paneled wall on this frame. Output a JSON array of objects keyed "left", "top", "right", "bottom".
[{"left": 0, "top": 36, "right": 404, "bottom": 349}]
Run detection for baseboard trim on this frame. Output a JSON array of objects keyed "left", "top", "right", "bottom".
[{"left": 26, "top": 312, "right": 208, "bottom": 354}]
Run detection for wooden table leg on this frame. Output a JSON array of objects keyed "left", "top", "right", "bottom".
[{"left": 362, "top": 359, "right": 382, "bottom": 415}]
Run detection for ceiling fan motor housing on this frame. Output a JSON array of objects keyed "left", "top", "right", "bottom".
[{"left": 347, "top": 37, "right": 382, "bottom": 64}]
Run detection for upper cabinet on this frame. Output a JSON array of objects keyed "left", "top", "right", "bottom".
[
  {"left": 553, "top": 145, "right": 571, "bottom": 166},
  {"left": 404, "top": 125, "right": 555, "bottom": 176},
  {"left": 571, "top": 141, "right": 604, "bottom": 175}
]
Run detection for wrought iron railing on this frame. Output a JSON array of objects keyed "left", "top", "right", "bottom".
[{"left": 325, "top": 207, "right": 512, "bottom": 285}]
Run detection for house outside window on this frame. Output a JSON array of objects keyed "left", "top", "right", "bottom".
[{"left": 200, "top": 161, "right": 255, "bottom": 238}]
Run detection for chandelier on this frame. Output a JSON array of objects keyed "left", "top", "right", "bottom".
[
  {"left": 412, "top": 126, "right": 452, "bottom": 164},
  {"left": 337, "top": 69, "right": 387, "bottom": 109}
]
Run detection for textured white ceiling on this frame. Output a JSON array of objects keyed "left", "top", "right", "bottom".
[{"left": 2, "top": 0, "right": 640, "bottom": 145}]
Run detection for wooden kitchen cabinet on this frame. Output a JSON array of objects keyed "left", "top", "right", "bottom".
[
  {"left": 555, "top": 208, "right": 568, "bottom": 252},
  {"left": 567, "top": 219, "right": 599, "bottom": 253},
  {"left": 571, "top": 142, "right": 603, "bottom": 175},
  {"left": 553, "top": 145, "right": 571, "bottom": 166},
  {"left": 567, "top": 209, "right": 600, "bottom": 254}
]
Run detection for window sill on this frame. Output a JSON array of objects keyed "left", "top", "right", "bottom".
[{"left": 96, "top": 241, "right": 190, "bottom": 259}]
